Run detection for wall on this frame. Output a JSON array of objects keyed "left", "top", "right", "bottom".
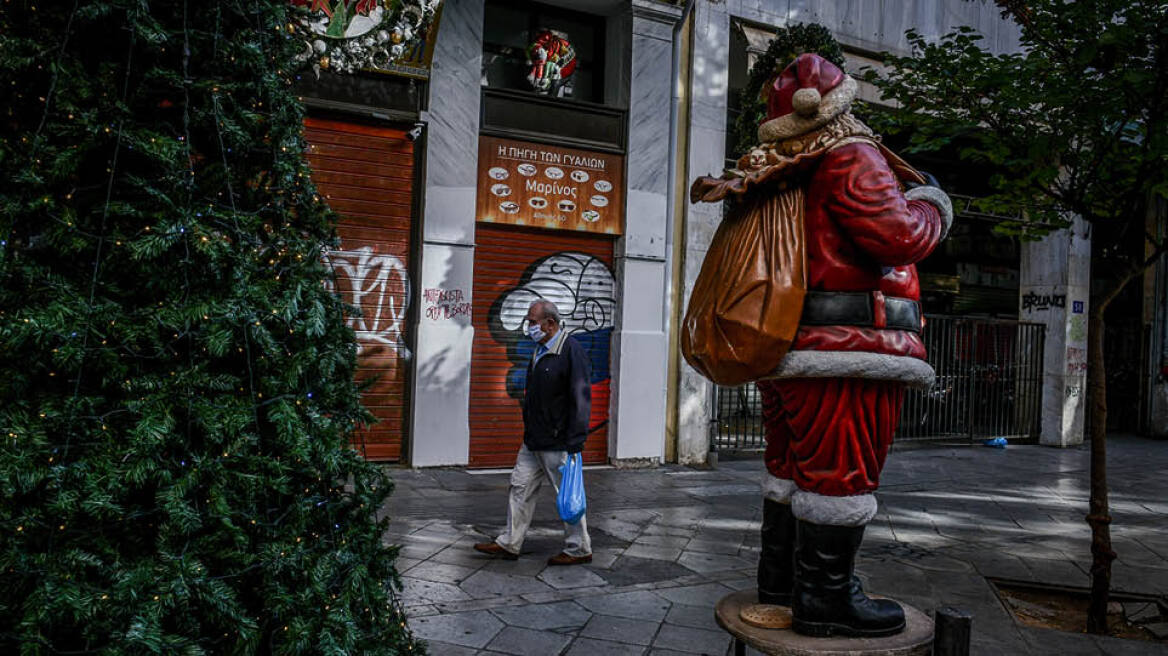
[
  {"left": 607, "top": 0, "right": 683, "bottom": 467},
  {"left": 1019, "top": 218, "right": 1091, "bottom": 447},
  {"left": 408, "top": 1, "right": 484, "bottom": 466},
  {"left": 410, "top": 0, "right": 682, "bottom": 466}
]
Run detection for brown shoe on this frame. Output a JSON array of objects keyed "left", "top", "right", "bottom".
[
  {"left": 473, "top": 542, "right": 519, "bottom": 560},
  {"left": 547, "top": 552, "right": 592, "bottom": 566}
]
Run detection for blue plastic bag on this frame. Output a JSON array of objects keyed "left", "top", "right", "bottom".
[{"left": 556, "top": 453, "right": 587, "bottom": 525}]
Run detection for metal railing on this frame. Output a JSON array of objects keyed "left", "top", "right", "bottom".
[{"left": 712, "top": 316, "right": 1045, "bottom": 450}]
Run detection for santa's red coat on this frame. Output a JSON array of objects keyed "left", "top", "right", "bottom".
[
  {"left": 763, "top": 141, "right": 947, "bottom": 494},
  {"left": 770, "top": 141, "right": 946, "bottom": 386}
]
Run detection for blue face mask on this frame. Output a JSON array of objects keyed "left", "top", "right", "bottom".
[{"left": 526, "top": 323, "right": 547, "bottom": 343}]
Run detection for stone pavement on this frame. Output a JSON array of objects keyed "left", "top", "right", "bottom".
[{"left": 384, "top": 435, "right": 1168, "bottom": 655}]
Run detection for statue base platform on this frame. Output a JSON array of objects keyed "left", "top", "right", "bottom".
[{"left": 715, "top": 589, "right": 933, "bottom": 656}]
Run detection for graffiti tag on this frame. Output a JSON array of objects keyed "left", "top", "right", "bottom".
[
  {"left": 1021, "top": 292, "right": 1066, "bottom": 312},
  {"left": 423, "top": 287, "right": 472, "bottom": 321},
  {"left": 325, "top": 245, "right": 410, "bottom": 356}
]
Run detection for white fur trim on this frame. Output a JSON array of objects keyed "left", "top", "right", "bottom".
[
  {"left": 792, "top": 88, "right": 822, "bottom": 117},
  {"left": 762, "top": 475, "right": 796, "bottom": 504},
  {"left": 905, "top": 185, "right": 954, "bottom": 240},
  {"left": 758, "top": 76, "right": 859, "bottom": 143},
  {"left": 767, "top": 350, "right": 935, "bottom": 390},
  {"left": 792, "top": 490, "right": 877, "bottom": 526}
]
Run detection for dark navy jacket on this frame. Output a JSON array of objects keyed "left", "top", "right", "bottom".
[{"left": 522, "top": 331, "right": 592, "bottom": 453}]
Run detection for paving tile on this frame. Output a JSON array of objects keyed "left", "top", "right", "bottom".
[
  {"left": 663, "top": 603, "right": 721, "bottom": 632},
  {"left": 653, "top": 583, "right": 735, "bottom": 608},
  {"left": 634, "top": 534, "right": 692, "bottom": 549},
  {"left": 676, "top": 551, "right": 753, "bottom": 575},
  {"left": 437, "top": 596, "right": 527, "bottom": 614},
  {"left": 684, "top": 538, "right": 741, "bottom": 555},
  {"left": 563, "top": 636, "right": 648, "bottom": 655},
  {"left": 410, "top": 610, "right": 504, "bottom": 649},
  {"left": 649, "top": 520, "right": 702, "bottom": 534},
  {"left": 590, "top": 518, "right": 646, "bottom": 542},
  {"left": 722, "top": 577, "right": 756, "bottom": 592},
  {"left": 681, "top": 483, "right": 758, "bottom": 498},
  {"left": 434, "top": 544, "right": 502, "bottom": 568},
  {"left": 485, "top": 625, "right": 573, "bottom": 656},
  {"left": 490, "top": 600, "right": 593, "bottom": 630},
  {"left": 460, "top": 569, "right": 555, "bottom": 599},
  {"left": 589, "top": 547, "right": 624, "bottom": 569},
  {"left": 1088, "top": 633, "right": 1164, "bottom": 655},
  {"left": 405, "top": 604, "right": 440, "bottom": 617},
  {"left": 411, "top": 523, "right": 472, "bottom": 542},
  {"left": 1020, "top": 626, "right": 1105, "bottom": 654},
  {"left": 539, "top": 564, "right": 609, "bottom": 589},
  {"left": 406, "top": 561, "right": 481, "bottom": 584},
  {"left": 483, "top": 555, "right": 552, "bottom": 577},
  {"left": 595, "top": 556, "right": 694, "bottom": 587},
  {"left": 650, "top": 624, "right": 732, "bottom": 655},
  {"left": 400, "top": 576, "right": 472, "bottom": 606},
  {"left": 580, "top": 614, "right": 661, "bottom": 646},
  {"left": 576, "top": 590, "right": 672, "bottom": 622},
  {"left": 395, "top": 556, "right": 423, "bottom": 573},
  {"left": 624, "top": 544, "right": 683, "bottom": 562},
  {"left": 521, "top": 586, "right": 610, "bottom": 604},
  {"left": 416, "top": 641, "right": 479, "bottom": 656},
  {"left": 399, "top": 542, "right": 447, "bottom": 561},
  {"left": 1018, "top": 556, "right": 1090, "bottom": 587}
]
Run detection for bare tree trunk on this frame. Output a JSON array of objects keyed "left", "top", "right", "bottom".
[
  {"left": 1085, "top": 302, "right": 1115, "bottom": 634},
  {"left": 1084, "top": 241, "right": 1168, "bottom": 633}
]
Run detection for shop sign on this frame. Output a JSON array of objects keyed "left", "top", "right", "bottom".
[{"left": 476, "top": 136, "right": 623, "bottom": 236}]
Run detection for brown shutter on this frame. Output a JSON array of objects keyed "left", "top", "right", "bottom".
[
  {"left": 469, "top": 225, "right": 617, "bottom": 468},
  {"left": 304, "top": 117, "right": 414, "bottom": 461}
]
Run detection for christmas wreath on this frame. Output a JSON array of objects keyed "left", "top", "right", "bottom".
[{"left": 290, "top": 0, "right": 441, "bottom": 74}]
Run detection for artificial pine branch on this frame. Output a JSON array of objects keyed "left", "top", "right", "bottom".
[{"left": 1, "top": 1, "right": 423, "bottom": 652}]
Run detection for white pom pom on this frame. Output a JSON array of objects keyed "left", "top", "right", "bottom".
[{"left": 792, "top": 87, "right": 822, "bottom": 117}]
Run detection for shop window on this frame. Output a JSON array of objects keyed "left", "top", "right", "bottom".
[{"left": 482, "top": 0, "right": 605, "bottom": 104}]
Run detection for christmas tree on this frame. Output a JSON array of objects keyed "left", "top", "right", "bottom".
[{"left": 1, "top": 1, "right": 423, "bottom": 652}]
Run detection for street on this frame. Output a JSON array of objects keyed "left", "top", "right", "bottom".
[{"left": 388, "top": 436, "right": 1168, "bottom": 655}]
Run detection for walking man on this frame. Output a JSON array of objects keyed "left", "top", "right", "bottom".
[{"left": 474, "top": 299, "right": 593, "bottom": 566}]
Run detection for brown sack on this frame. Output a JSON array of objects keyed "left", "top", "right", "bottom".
[{"left": 681, "top": 187, "right": 807, "bottom": 386}]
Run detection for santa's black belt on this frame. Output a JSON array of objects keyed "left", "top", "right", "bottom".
[{"left": 800, "top": 291, "right": 922, "bottom": 333}]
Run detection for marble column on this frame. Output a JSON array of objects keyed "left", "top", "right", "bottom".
[
  {"left": 408, "top": 2, "right": 483, "bottom": 466},
  {"left": 1019, "top": 217, "right": 1091, "bottom": 447},
  {"left": 608, "top": 0, "right": 683, "bottom": 468},
  {"left": 676, "top": 1, "right": 732, "bottom": 466}
]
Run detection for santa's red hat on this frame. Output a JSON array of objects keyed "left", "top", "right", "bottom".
[{"left": 758, "top": 53, "right": 858, "bottom": 143}]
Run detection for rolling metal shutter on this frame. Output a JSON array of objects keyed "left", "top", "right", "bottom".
[
  {"left": 469, "top": 225, "right": 617, "bottom": 468},
  {"left": 304, "top": 117, "right": 414, "bottom": 462}
]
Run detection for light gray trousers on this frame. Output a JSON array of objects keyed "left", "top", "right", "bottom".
[{"left": 495, "top": 444, "right": 592, "bottom": 557}]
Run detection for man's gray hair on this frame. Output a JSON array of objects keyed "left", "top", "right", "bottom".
[{"left": 530, "top": 299, "right": 561, "bottom": 324}]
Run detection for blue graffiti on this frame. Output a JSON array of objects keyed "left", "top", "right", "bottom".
[{"left": 506, "top": 327, "right": 612, "bottom": 395}]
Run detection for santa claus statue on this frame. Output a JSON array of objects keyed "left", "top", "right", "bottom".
[{"left": 687, "top": 53, "right": 952, "bottom": 637}]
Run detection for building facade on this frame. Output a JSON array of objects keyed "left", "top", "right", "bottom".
[{"left": 295, "top": 0, "right": 1161, "bottom": 467}]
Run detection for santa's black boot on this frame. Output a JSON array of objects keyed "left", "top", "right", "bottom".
[
  {"left": 792, "top": 520, "right": 905, "bottom": 637},
  {"left": 756, "top": 499, "right": 795, "bottom": 605}
]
